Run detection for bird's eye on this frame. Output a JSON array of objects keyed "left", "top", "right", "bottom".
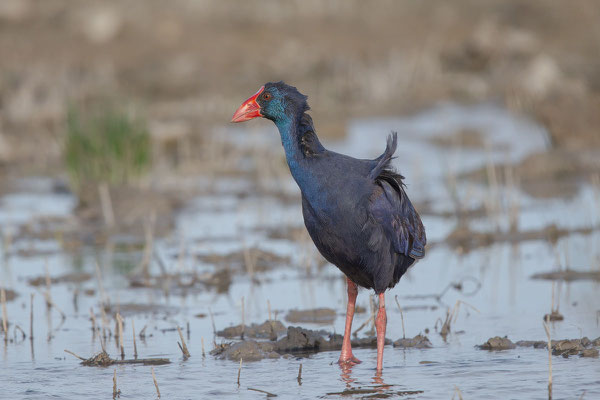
[{"left": 262, "top": 93, "right": 272, "bottom": 101}]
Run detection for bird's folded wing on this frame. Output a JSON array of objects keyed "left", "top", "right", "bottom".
[{"left": 366, "top": 180, "right": 426, "bottom": 259}]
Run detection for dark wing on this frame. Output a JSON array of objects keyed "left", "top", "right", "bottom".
[{"left": 366, "top": 133, "right": 426, "bottom": 260}]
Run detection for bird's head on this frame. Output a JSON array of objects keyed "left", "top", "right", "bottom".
[{"left": 231, "top": 81, "right": 309, "bottom": 124}]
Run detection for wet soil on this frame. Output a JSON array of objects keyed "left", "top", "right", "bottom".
[
  {"left": 480, "top": 336, "right": 600, "bottom": 358},
  {"left": 531, "top": 269, "right": 600, "bottom": 282},
  {"left": 217, "top": 320, "right": 286, "bottom": 340},
  {"left": 212, "top": 326, "right": 393, "bottom": 361},
  {"left": 478, "top": 336, "right": 517, "bottom": 350}
]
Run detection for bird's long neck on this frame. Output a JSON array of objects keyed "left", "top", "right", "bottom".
[{"left": 274, "top": 111, "right": 325, "bottom": 192}]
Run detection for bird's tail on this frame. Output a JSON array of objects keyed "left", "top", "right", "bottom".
[{"left": 368, "top": 132, "right": 398, "bottom": 180}]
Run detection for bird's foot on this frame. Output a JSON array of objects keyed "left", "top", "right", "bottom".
[{"left": 338, "top": 354, "right": 362, "bottom": 365}]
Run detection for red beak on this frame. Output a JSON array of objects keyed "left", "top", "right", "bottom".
[{"left": 231, "top": 86, "right": 264, "bottom": 123}]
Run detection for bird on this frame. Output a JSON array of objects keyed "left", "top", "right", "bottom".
[{"left": 231, "top": 82, "right": 426, "bottom": 371}]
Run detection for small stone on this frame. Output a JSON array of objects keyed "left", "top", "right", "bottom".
[
  {"left": 580, "top": 348, "right": 599, "bottom": 358},
  {"left": 543, "top": 310, "right": 564, "bottom": 322},
  {"left": 478, "top": 336, "right": 516, "bottom": 350}
]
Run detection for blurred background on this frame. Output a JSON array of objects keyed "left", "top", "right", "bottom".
[{"left": 1, "top": 1, "right": 600, "bottom": 399}]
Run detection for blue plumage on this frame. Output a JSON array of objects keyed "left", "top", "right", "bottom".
[{"left": 255, "top": 82, "right": 426, "bottom": 293}]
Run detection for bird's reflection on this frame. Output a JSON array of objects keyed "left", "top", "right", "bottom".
[
  {"left": 339, "top": 362, "right": 392, "bottom": 394},
  {"left": 339, "top": 360, "right": 357, "bottom": 388},
  {"left": 372, "top": 370, "right": 392, "bottom": 393}
]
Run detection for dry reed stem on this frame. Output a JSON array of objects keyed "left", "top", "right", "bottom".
[
  {"left": 37, "top": 288, "right": 66, "bottom": 320},
  {"left": 43, "top": 261, "right": 59, "bottom": 319},
  {"left": 394, "top": 295, "right": 406, "bottom": 339},
  {"left": 241, "top": 296, "right": 245, "bottom": 340},
  {"left": 209, "top": 307, "right": 216, "bottom": 335},
  {"left": 237, "top": 358, "right": 242, "bottom": 386},
  {"left": 352, "top": 315, "right": 375, "bottom": 337},
  {"left": 201, "top": 337, "right": 205, "bottom": 358},
  {"left": 242, "top": 245, "right": 256, "bottom": 282},
  {"left": 543, "top": 318, "right": 553, "bottom": 400},
  {"left": 64, "top": 349, "right": 86, "bottom": 361},
  {"left": 113, "top": 368, "right": 118, "bottom": 399},
  {"left": 367, "top": 295, "right": 377, "bottom": 336},
  {"left": 72, "top": 288, "right": 79, "bottom": 314},
  {"left": 151, "top": 367, "right": 161, "bottom": 398},
  {"left": 29, "top": 293, "right": 34, "bottom": 340},
  {"left": 297, "top": 363, "right": 302, "bottom": 385},
  {"left": 116, "top": 313, "right": 124, "bottom": 358},
  {"left": 90, "top": 308, "right": 97, "bottom": 333},
  {"left": 452, "top": 385, "right": 464, "bottom": 400},
  {"left": 248, "top": 388, "right": 277, "bottom": 397},
  {"left": 1, "top": 288, "right": 7, "bottom": 337},
  {"left": 95, "top": 261, "right": 107, "bottom": 307},
  {"left": 140, "top": 212, "right": 156, "bottom": 280},
  {"left": 177, "top": 326, "right": 190, "bottom": 359},
  {"left": 98, "top": 183, "right": 115, "bottom": 228},
  {"left": 267, "top": 300, "right": 272, "bottom": 322},
  {"left": 132, "top": 320, "right": 138, "bottom": 358},
  {"left": 14, "top": 325, "right": 26, "bottom": 340},
  {"left": 441, "top": 300, "right": 480, "bottom": 340}
]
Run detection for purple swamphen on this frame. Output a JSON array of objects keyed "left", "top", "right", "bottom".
[{"left": 232, "top": 82, "right": 426, "bottom": 371}]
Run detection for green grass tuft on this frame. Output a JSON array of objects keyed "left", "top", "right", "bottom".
[{"left": 64, "top": 105, "right": 151, "bottom": 190}]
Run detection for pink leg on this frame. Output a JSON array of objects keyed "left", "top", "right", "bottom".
[
  {"left": 338, "top": 277, "right": 361, "bottom": 364},
  {"left": 375, "top": 293, "right": 387, "bottom": 371}
]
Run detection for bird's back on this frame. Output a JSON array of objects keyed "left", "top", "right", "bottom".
[{"left": 299, "top": 132, "right": 426, "bottom": 293}]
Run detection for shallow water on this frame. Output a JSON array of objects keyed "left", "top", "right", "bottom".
[{"left": 3, "top": 103, "right": 600, "bottom": 399}]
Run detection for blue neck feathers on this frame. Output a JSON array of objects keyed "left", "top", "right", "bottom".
[
  {"left": 274, "top": 113, "right": 304, "bottom": 177},
  {"left": 273, "top": 112, "right": 326, "bottom": 209}
]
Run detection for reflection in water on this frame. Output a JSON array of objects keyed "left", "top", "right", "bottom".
[
  {"left": 338, "top": 363, "right": 400, "bottom": 398},
  {"left": 371, "top": 370, "right": 392, "bottom": 394},
  {"left": 339, "top": 360, "right": 357, "bottom": 388}
]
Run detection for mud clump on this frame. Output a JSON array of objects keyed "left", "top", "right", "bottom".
[
  {"left": 478, "top": 336, "right": 516, "bottom": 350},
  {"left": 285, "top": 308, "right": 336, "bottom": 324},
  {"left": 551, "top": 339, "right": 591, "bottom": 358},
  {"left": 393, "top": 334, "right": 432, "bottom": 349},
  {"left": 76, "top": 350, "right": 171, "bottom": 366},
  {"left": 0, "top": 288, "right": 17, "bottom": 302},
  {"left": 130, "top": 270, "right": 232, "bottom": 294},
  {"left": 512, "top": 337, "right": 600, "bottom": 358},
  {"left": 82, "top": 351, "right": 114, "bottom": 367},
  {"left": 443, "top": 223, "right": 595, "bottom": 253},
  {"left": 274, "top": 327, "right": 391, "bottom": 352},
  {"left": 212, "top": 326, "right": 392, "bottom": 361},
  {"left": 516, "top": 340, "right": 548, "bottom": 348},
  {"left": 28, "top": 272, "right": 92, "bottom": 287},
  {"left": 198, "top": 248, "right": 290, "bottom": 273},
  {"left": 580, "top": 348, "right": 599, "bottom": 358},
  {"left": 543, "top": 310, "right": 564, "bottom": 322},
  {"left": 531, "top": 269, "right": 600, "bottom": 282},
  {"left": 211, "top": 341, "right": 279, "bottom": 361},
  {"left": 275, "top": 326, "right": 342, "bottom": 352},
  {"left": 217, "top": 320, "right": 286, "bottom": 340},
  {"left": 102, "top": 303, "right": 179, "bottom": 318}
]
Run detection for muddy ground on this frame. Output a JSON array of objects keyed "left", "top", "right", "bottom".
[{"left": 1, "top": 2, "right": 600, "bottom": 399}]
